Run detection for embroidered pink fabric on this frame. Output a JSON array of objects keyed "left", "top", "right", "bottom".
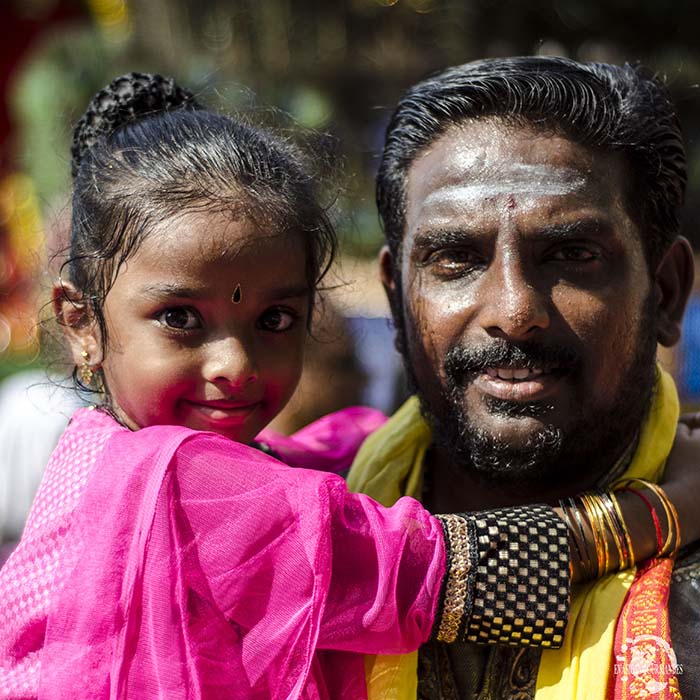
[{"left": 0, "top": 407, "right": 444, "bottom": 699}]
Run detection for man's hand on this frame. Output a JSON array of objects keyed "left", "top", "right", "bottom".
[{"left": 662, "top": 417, "right": 700, "bottom": 547}]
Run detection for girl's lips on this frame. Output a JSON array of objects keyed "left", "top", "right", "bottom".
[
  {"left": 472, "top": 370, "right": 562, "bottom": 402},
  {"left": 183, "top": 400, "right": 262, "bottom": 423}
]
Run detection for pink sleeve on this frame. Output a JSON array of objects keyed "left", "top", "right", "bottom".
[
  {"left": 257, "top": 405, "right": 388, "bottom": 474},
  {"left": 39, "top": 428, "right": 443, "bottom": 700},
  {"left": 170, "top": 434, "right": 444, "bottom": 655},
  {"left": 318, "top": 487, "right": 444, "bottom": 653}
]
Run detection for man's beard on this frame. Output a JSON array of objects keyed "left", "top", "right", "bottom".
[{"left": 398, "top": 294, "right": 658, "bottom": 488}]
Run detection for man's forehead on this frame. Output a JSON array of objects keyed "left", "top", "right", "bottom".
[
  {"left": 413, "top": 118, "right": 593, "bottom": 167},
  {"left": 403, "top": 119, "right": 628, "bottom": 236},
  {"left": 421, "top": 163, "right": 586, "bottom": 214}
]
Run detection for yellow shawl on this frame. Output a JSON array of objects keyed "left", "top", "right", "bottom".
[{"left": 346, "top": 369, "right": 679, "bottom": 700}]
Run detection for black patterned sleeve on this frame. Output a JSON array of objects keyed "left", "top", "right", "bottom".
[{"left": 434, "top": 504, "right": 570, "bottom": 648}]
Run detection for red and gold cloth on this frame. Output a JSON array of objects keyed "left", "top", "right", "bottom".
[
  {"left": 537, "top": 368, "right": 681, "bottom": 700},
  {"left": 610, "top": 556, "right": 681, "bottom": 700}
]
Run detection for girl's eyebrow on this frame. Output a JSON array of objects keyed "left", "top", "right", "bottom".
[
  {"left": 267, "top": 283, "right": 311, "bottom": 300},
  {"left": 140, "top": 283, "right": 208, "bottom": 299},
  {"left": 139, "top": 283, "right": 310, "bottom": 301}
]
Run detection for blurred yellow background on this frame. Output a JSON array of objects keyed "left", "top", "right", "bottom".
[{"left": 1, "top": 0, "right": 699, "bottom": 408}]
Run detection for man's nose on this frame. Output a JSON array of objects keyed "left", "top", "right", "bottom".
[
  {"left": 477, "top": 255, "right": 550, "bottom": 340},
  {"left": 203, "top": 336, "right": 258, "bottom": 387}
]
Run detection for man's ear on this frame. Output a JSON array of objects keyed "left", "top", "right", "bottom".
[
  {"left": 379, "top": 245, "right": 397, "bottom": 297},
  {"left": 52, "top": 279, "right": 103, "bottom": 367},
  {"left": 379, "top": 244, "right": 405, "bottom": 322},
  {"left": 379, "top": 245, "right": 407, "bottom": 355},
  {"left": 655, "top": 236, "right": 694, "bottom": 347}
]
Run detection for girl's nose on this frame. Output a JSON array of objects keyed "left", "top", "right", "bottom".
[{"left": 203, "top": 337, "right": 258, "bottom": 387}]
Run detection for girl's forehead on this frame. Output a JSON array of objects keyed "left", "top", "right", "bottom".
[
  {"left": 112, "top": 210, "right": 311, "bottom": 300},
  {"left": 111, "top": 216, "right": 309, "bottom": 303},
  {"left": 138, "top": 211, "right": 302, "bottom": 266}
]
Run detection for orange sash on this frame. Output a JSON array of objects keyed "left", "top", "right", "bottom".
[{"left": 610, "top": 557, "right": 681, "bottom": 699}]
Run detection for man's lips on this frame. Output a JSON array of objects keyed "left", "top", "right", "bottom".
[
  {"left": 472, "top": 366, "right": 563, "bottom": 402},
  {"left": 485, "top": 366, "right": 547, "bottom": 380}
]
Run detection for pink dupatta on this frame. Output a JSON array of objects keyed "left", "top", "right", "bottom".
[{"left": 0, "top": 407, "right": 444, "bottom": 699}]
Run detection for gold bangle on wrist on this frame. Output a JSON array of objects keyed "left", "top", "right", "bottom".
[
  {"left": 608, "top": 490, "right": 635, "bottom": 569},
  {"left": 559, "top": 490, "right": 635, "bottom": 580},
  {"left": 614, "top": 478, "right": 680, "bottom": 559}
]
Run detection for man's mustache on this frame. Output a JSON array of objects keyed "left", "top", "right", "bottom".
[{"left": 444, "top": 339, "right": 582, "bottom": 384}]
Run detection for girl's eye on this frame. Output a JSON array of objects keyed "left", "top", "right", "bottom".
[
  {"left": 157, "top": 307, "right": 201, "bottom": 330},
  {"left": 257, "top": 308, "right": 298, "bottom": 333}
]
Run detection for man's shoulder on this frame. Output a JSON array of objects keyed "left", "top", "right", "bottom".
[
  {"left": 673, "top": 541, "right": 700, "bottom": 582},
  {"left": 670, "top": 543, "right": 700, "bottom": 697}
]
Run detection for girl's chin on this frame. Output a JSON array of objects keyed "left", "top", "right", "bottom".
[{"left": 117, "top": 407, "right": 265, "bottom": 445}]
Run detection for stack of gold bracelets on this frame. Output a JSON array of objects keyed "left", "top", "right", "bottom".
[{"left": 558, "top": 479, "right": 680, "bottom": 581}]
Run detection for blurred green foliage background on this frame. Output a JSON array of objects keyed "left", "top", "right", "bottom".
[
  {"left": 8, "top": 0, "right": 700, "bottom": 253},
  {"left": 1, "top": 0, "right": 699, "bottom": 378}
]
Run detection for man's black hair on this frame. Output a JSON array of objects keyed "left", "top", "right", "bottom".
[{"left": 376, "top": 56, "right": 686, "bottom": 270}]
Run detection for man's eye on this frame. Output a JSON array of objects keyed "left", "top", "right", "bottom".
[
  {"left": 427, "top": 249, "right": 482, "bottom": 272},
  {"left": 257, "top": 309, "right": 298, "bottom": 332},
  {"left": 157, "top": 307, "right": 201, "bottom": 330},
  {"left": 549, "top": 246, "right": 599, "bottom": 262}
]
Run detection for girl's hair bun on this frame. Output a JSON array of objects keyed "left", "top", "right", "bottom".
[{"left": 71, "top": 72, "right": 201, "bottom": 177}]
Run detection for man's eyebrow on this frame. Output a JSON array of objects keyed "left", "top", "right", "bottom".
[
  {"left": 535, "top": 219, "right": 610, "bottom": 240},
  {"left": 412, "top": 228, "right": 480, "bottom": 250},
  {"left": 410, "top": 220, "right": 611, "bottom": 252}
]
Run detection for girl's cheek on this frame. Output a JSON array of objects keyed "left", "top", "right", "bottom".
[{"left": 272, "top": 359, "right": 304, "bottom": 405}]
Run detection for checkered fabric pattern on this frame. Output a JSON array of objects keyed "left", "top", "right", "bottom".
[
  {"left": 466, "top": 504, "right": 570, "bottom": 647},
  {"left": 435, "top": 504, "right": 570, "bottom": 648}
]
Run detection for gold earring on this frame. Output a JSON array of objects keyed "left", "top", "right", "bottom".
[
  {"left": 79, "top": 350, "right": 94, "bottom": 386},
  {"left": 231, "top": 284, "right": 242, "bottom": 304}
]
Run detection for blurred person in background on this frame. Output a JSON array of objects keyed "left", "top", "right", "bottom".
[
  {"left": 0, "top": 204, "right": 87, "bottom": 565},
  {"left": 0, "top": 371, "right": 83, "bottom": 564},
  {"left": 267, "top": 300, "right": 367, "bottom": 436}
]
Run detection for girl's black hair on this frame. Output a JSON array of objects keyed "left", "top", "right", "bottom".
[{"left": 63, "top": 72, "right": 336, "bottom": 388}]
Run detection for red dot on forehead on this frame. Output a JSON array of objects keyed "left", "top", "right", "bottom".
[{"left": 506, "top": 194, "right": 517, "bottom": 209}]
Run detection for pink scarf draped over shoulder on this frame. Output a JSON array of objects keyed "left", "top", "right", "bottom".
[{"left": 0, "top": 407, "right": 445, "bottom": 700}]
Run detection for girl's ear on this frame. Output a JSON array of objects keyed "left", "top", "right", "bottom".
[{"left": 52, "top": 279, "right": 103, "bottom": 367}]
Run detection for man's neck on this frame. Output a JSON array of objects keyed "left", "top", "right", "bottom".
[{"left": 422, "top": 439, "right": 635, "bottom": 513}]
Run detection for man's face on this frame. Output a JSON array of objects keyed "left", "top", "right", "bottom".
[{"left": 390, "top": 118, "right": 659, "bottom": 484}]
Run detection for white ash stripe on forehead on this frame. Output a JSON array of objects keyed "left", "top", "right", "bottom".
[{"left": 424, "top": 165, "right": 587, "bottom": 207}]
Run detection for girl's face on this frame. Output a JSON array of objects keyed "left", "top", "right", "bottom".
[{"left": 83, "top": 210, "right": 310, "bottom": 444}]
